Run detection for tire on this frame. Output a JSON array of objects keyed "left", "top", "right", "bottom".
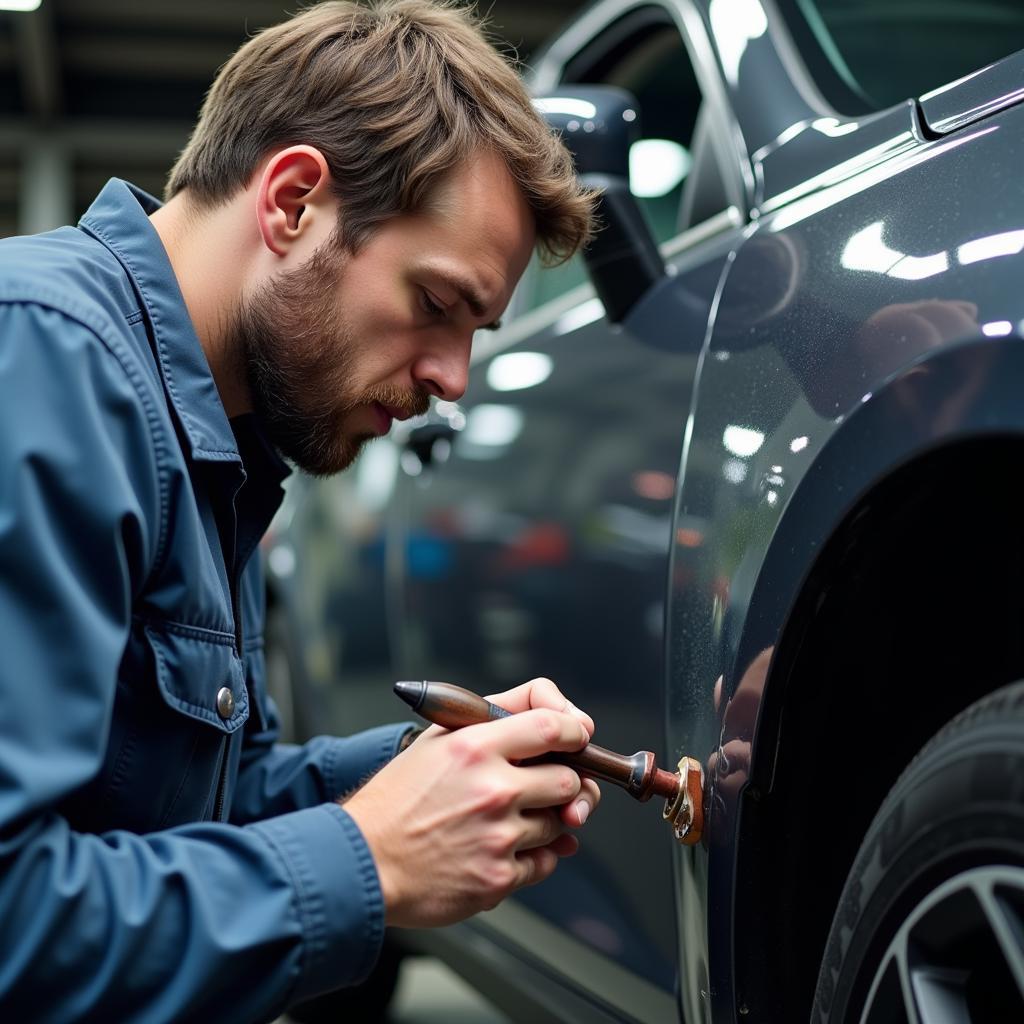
[{"left": 813, "top": 680, "right": 1024, "bottom": 1023}]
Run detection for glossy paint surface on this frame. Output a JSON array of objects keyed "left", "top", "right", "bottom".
[
  {"left": 670, "top": 81, "right": 1024, "bottom": 1022},
  {"left": 920, "top": 48, "right": 1024, "bottom": 135}
]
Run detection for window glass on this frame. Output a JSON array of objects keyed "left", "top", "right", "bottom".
[
  {"left": 785, "top": 0, "right": 1024, "bottom": 114},
  {"left": 522, "top": 7, "right": 708, "bottom": 313}
]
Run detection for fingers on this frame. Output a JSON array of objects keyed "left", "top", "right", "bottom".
[
  {"left": 513, "top": 833, "right": 579, "bottom": 890},
  {"left": 516, "top": 808, "right": 563, "bottom": 851},
  {"left": 512, "top": 766, "right": 599, "bottom": 827},
  {"left": 481, "top": 705, "right": 590, "bottom": 761},
  {"left": 514, "top": 846, "right": 560, "bottom": 889},
  {"left": 514, "top": 763, "right": 582, "bottom": 809},
  {"left": 485, "top": 677, "right": 595, "bottom": 739},
  {"left": 559, "top": 777, "right": 601, "bottom": 828}
]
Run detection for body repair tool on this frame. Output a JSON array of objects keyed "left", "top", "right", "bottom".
[{"left": 393, "top": 680, "right": 704, "bottom": 845}]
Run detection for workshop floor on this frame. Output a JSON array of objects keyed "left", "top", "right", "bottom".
[
  {"left": 388, "top": 957, "right": 512, "bottom": 1023},
  {"left": 279, "top": 956, "right": 511, "bottom": 1024}
]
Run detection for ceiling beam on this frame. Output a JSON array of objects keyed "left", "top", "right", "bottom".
[
  {"left": 0, "top": 118, "right": 190, "bottom": 159},
  {"left": 63, "top": 36, "right": 230, "bottom": 80},
  {"left": 12, "top": 2, "right": 61, "bottom": 122}
]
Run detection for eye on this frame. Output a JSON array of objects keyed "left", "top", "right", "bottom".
[{"left": 420, "top": 289, "right": 446, "bottom": 317}]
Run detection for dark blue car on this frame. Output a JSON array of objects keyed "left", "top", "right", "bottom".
[{"left": 267, "top": 2, "right": 1024, "bottom": 1020}]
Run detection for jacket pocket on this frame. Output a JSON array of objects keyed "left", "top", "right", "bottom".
[
  {"left": 73, "top": 619, "right": 250, "bottom": 833},
  {"left": 145, "top": 620, "right": 249, "bottom": 734}
]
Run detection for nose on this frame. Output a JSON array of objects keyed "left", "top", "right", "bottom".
[{"left": 411, "top": 331, "right": 472, "bottom": 401}]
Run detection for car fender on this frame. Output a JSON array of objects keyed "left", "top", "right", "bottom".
[{"left": 668, "top": 333, "right": 1024, "bottom": 1021}]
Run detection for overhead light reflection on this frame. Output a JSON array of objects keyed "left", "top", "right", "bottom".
[
  {"left": 354, "top": 439, "right": 400, "bottom": 510},
  {"left": 982, "top": 320, "right": 1013, "bottom": 337},
  {"left": 709, "top": 0, "right": 767, "bottom": 84},
  {"left": 0, "top": 0, "right": 42, "bottom": 9},
  {"left": 723, "top": 425, "right": 765, "bottom": 457},
  {"left": 630, "top": 139, "right": 692, "bottom": 198},
  {"left": 486, "top": 352, "right": 553, "bottom": 392},
  {"left": 958, "top": 230, "right": 1024, "bottom": 265},
  {"left": 723, "top": 459, "right": 748, "bottom": 484},
  {"left": 268, "top": 545, "right": 296, "bottom": 579},
  {"left": 766, "top": 128, "right": 987, "bottom": 232},
  {"left": 533, "top": 97, "right": 597, "bottom": 120},
  {"left": 841, "top": 221, "right": 948, "bottom": 280},
  {"left": 458, "top": 404, "right": 523, "bottom": 460},
  {"left": 790, "top": 436, "right": 809, "bottom": 453},
  {"left": 812, "top": 117, "right": 859, "bottom": 137},
  {"left": 554, "top": 297, "right": 604, "bottom": 335},
  {"left": 888, "top": 251, "right": 949, "bottom": 280},
  {"left": 841, "top": 221, "right": 902, "bottom": 273}
]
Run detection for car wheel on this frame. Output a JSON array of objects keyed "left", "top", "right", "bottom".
[{"left": 813, "top": 680, "right": 1024, "bottom": 1022}]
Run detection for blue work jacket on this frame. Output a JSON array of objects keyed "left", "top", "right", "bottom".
[{"left": 0, "top": 179, "right": 410, "bottom": 1022}]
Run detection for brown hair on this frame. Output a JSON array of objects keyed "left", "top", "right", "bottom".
[{"left": 166, "top": 0, "right": 594, "bottom": 263}]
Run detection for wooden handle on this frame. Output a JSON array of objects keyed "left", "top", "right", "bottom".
[{"left": 400, "top": 680, "right": 680, "bottom": 803}]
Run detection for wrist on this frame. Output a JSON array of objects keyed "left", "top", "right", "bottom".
[
  {"left": 341, "top": 788, "right": 405, "bottom": 926},
  {"left": 398, "top": 725, "right": 425, "bottom": 752}
]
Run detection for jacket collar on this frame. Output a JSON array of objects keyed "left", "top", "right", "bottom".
[{"left": 78, "top": 178, "right": 245, "bottom": 467}]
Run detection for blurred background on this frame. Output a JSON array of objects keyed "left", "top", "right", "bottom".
[{"left": 0, "top": 0, "right": 588, "bottom": 238}]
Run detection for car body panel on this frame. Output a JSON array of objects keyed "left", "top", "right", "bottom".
[
  {"left": 669, "top": 90, "right": 1024, "bottom": 1021},
  {"left": 920, "top": 48, "right": 1024, "bottom": 135}
]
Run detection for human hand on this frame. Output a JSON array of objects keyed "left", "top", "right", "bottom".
[
  {"left": 706, "top": 648, "right": 773, "bottom": 836},
  {"left": 343, "top": 677, "right": 601, "bottom": 928}
]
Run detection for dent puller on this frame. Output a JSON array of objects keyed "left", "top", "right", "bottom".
[{"left": 393, "top": 680, "right": 704, "bottom": 845}]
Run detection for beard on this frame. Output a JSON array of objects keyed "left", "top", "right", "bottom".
[{"left": 229, "top": 240, "right": 430, "bottom": 477}]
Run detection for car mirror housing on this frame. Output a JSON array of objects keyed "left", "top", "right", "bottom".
[{"left": 534, "top": 86, "right": 666, "bottom": 323}]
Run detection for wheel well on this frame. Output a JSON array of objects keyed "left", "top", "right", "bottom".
[{"left": 734, "top": 436, "right": 1024, "bottom": 1020}]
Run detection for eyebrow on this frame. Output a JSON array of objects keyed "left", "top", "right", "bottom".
[{"left": 426, "top": 268, "right": 503, "bottom": 331}]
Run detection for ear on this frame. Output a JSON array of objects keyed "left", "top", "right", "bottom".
[{"left": 255, "top": 146, "right": 334, "bottom": 257}]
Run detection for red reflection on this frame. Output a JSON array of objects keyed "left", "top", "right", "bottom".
[
  {"left": 496, "top": 522, "right": 570, "bottom": 570},
  {"left": 676, "top": 527, "right": 703, "bottom": 548},
  {"left": 632, "top": 470, "right": 675, "bottom": 501}
]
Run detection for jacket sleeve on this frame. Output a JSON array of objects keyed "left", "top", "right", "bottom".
[
  {"left": 0, "top": 301, "right": 387, "bottom": 1022},
  {"left": 231, "top": 718, "right": 415, "bottom": 824},
  {"left": 229, "top": 548, "right": 416, "bottom": 824}
]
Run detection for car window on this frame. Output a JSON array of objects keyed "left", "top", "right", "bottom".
[
  {"left": 784, "top": 0, "right": 1024, "bottom": 114},
  {"left": 521, "top": 5, "right": 721, "bottom": 313}
]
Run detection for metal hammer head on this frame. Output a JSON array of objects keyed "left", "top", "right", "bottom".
[{"left": 662, "top": 756, "right": 705, "bottom": 845}]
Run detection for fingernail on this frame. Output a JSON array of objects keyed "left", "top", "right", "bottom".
[{"left": 575, "top": 800, "right": 590, "bottom": 826}]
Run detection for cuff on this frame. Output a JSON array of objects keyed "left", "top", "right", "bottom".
[
  {"left": 248, "top": 802, "right": 386, "bottom": 1001},
  {"left": 321, "top": 722, "right": 416, "bottom": 798}
]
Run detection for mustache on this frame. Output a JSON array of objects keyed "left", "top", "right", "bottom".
[{"left": 361, "top": 382, "right": 432, "bottom": 419}]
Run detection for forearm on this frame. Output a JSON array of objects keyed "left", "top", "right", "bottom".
[
  {"left": 230, "top": 722, "right": 416, "bottom": 824},
  {"left": 0, "top": 804, "right": 384, "bottom": 1021}
]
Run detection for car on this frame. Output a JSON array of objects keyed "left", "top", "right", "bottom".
[{"left": 265, "top": 0, "right": 1024, "bottom": 1020}]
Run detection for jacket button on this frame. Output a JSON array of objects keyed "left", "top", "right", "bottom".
[{"left": 216, "top": 687, "right": 235, "bottom": 719}]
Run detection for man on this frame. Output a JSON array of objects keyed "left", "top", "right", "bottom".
[{"left": 0, "top": 2, "right": 599, "bottom": 1020}]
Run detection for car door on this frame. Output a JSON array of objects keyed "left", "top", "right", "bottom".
[{"left": 389, "top": 3, "right": 746, "bottom": 1017}]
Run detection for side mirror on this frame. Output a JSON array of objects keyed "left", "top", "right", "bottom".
[{"left": 535, "top": 86, "right": 665, "bottom": 322}]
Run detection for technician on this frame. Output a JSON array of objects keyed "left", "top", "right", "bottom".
[{"left": 0, "top": 2, "right": 599, "bottom": 1020}]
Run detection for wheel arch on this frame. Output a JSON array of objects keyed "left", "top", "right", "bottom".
[{"left": 719, "top": 336, "right": 1024, "bottom": 1020}]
